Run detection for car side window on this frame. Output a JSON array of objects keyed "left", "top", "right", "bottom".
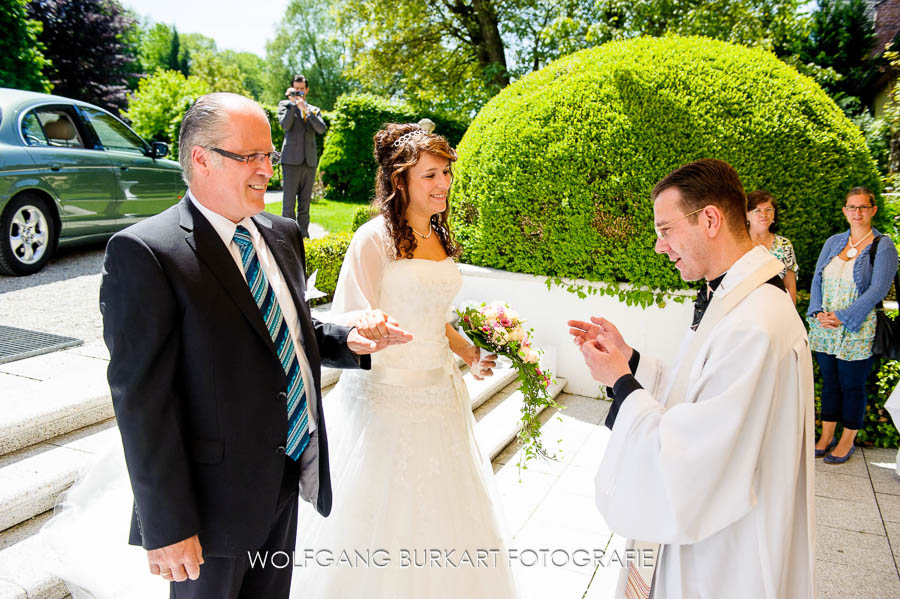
[
  {"left": 21, "top": 112, "right": 49, "bottom": 146},
  {"left": 80, "top": 107, "right": 147, "bottom": 156},
  {"left": 32, "top": 109, "right": 86, "bottom": 148}
]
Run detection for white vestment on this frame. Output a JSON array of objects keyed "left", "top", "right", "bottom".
[{"left": 595, "top": 247, "right": 816, "bottom": 599}]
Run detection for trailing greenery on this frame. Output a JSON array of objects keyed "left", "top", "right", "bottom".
[
  {"left": 318, "top": 93, "right": 469, "bottom": 204},
  {"left": 452, "top": 36, "right": 880, "bottom": 305},
  {"left": 303, "top": 232, "right": 352, "bottom": 306}
]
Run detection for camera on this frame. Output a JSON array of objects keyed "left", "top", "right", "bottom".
[{"left": 288, "top": 89, "right": 306, "bottom": 97}]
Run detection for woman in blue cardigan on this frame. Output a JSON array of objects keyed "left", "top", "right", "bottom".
[{"left": 807, "top": 187, "right": 898, "bottom": 464}]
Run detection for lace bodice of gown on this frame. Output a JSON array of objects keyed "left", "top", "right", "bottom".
[{"left": 371, "top": 257, "right": 461, "bottom": 371}]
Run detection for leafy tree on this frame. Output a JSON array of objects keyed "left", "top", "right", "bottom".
[
  {"left": 264, "top": 0, "right": 353, "bottom": 109},
  {"left": 124, "top": 69, "right": 209, "bottom": 157},
  {"left": 27, "top": 0, "right": 139, "bottom": 112},
  {"left": 789, "top": 0, "right": 879, "bottom": 107},
  {"left": 168, "top": 28, "right": 190, "bottom": 75},
  {"left": 335, "top": 0, "right": 807, "bottom": 116},
  {"left": 190, "top": 50, "right": 248, "bottom": 95},
  {"left": 0, "top": 0, "right": 51, "bottom": 92},
  {"left": 221, "top": 50, "right": 267, "bottom": 100},
  {"left": 138, "top": 22, "right": 175, "bottom": 74}
]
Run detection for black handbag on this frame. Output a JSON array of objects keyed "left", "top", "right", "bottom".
[{"left": 869, "top": 235, "right": 900, "bottom": 359}]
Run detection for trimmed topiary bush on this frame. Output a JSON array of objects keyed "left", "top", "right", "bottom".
[
  {"left": 452, "top": 36, "right": 882, "bottom": 298},
  {"left": 319, "top": 93, "right": 469, "bottom": 204},
  {"left": 304, "top": 232, "right": 352, "bottom": 306}
]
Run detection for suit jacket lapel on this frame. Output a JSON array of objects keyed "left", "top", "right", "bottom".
[{"left": 179, "top": 198, "right": 278, "bottom": 358}]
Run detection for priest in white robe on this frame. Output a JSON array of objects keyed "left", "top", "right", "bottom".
[{"left": 569, "top": 159, "right": 815, "bottom": 599}]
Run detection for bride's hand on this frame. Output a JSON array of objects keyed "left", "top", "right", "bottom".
[
  {"left": 465, "top": 345, "right": 497, "bottom": 381},
  {"left": 349, "top": 310, "right": 413, "bottom": 354}
]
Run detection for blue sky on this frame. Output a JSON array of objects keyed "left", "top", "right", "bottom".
[{"left": 121, "top": 0, "right": 289, "bottom": 57}]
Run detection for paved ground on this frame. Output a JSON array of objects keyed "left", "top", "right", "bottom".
[{"left": 494, "top": 394, "right": 900, "bottom": 598}]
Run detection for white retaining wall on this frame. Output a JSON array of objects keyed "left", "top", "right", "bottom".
[{"left": 455, "top": 263, "right": 694, "bottom": 397}]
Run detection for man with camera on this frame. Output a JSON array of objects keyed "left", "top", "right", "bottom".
[{"left": 278, "top": 75, "right": 327, "bottom": 238}]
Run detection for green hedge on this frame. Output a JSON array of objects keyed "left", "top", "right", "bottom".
[
  {"left": 351, "top": 204, "right": 377, "bottom": 232},
  {"left": 318, "top": 93, "right": 469, "bottom": 204},
  {"left": 304, "top": 232, "right": 352, "bottom": 306},
  {"left": 452, "top": 36, "right": 881, "bottom": 299}
]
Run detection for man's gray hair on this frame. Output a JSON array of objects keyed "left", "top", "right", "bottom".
[{"left": 178, "top": 93, "right": 234, "bottom": 185}]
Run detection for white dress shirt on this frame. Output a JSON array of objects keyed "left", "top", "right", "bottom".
[{"left": 188, "top": 191, "right": 317, "bottom": 433}]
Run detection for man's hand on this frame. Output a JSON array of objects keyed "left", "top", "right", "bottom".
[
  {"left": 579, "top": 337, "right": 631, "bottom": 387},
  {"left": 568, "top": 316, "right": 633, "bottom": 361},
  {"left": 347, "top": 310, "right": 413, "bottom": 354},
  {"left": 462, "top": 345, "right": 497, "bottom": 381},
  {"left": 148, "top": 534, "right": 203, "bottom": 583}
]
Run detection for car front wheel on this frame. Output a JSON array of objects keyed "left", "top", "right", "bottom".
[{"left": 0, "top": 193, "right": 57, "bottom": 276}]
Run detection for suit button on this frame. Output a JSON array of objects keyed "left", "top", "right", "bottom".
[
  {"left": 277, "top": 392, "right": 287, "bottom": 402},
  {"left": 275, "top": 446, "right": 286, "bottom": 456}
]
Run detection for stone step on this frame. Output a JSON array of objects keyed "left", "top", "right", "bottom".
[
  {"left": 0, "top": 363, "right": 514, "bottom": 536},
  {"left": 0, "top": 367, "right": 546, "bottom": 598},
  {"left": 0, "top": 353, "right": 113, "bottom": 458}
]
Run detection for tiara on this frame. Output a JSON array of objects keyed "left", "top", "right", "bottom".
[{"left": 392, "top": 129, "right": 428, "bottom": 148}]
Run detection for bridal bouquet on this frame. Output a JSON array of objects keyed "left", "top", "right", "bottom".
[{"left": 456, "top": 301, "right": 559, "bottom": 464}]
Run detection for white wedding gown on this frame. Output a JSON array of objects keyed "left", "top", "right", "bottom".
[{"left": 41, "top": 216, "right": 520, "bottom": 599}]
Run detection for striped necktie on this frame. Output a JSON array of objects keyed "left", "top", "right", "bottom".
[{"left": 232, "top": 225, "right": 310, "bottom": 461}]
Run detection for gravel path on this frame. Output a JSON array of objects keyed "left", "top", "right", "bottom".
[{"left": 0, "top": 243, "right": 106, "bottom": 344}]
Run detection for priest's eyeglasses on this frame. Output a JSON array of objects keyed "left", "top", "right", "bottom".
[
  {"left": 655, "top": 208, "right": 704, "bottom": 240},
  {"left": 208, "top": 147, "right": 282, "bottom": 167}
]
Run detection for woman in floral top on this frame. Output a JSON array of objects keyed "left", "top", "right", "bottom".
[
  {"left": 747, "top": 190, "right": 798, "bottom": 302},
  {"left": 807, "top": 187, "right": 898, "bottom": 464}
]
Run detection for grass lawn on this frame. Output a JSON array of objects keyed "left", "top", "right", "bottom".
[{"left": 265, "top": 199, "right": 368, "bottom": 234}]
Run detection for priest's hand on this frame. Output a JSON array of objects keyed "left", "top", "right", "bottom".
[
  {"left": 568, "top": 316, "right": 633, "bottom": 361},
  {"left": 349, "top": 310, "right": 413, "bottom": 354},
  {"left": 148, "top": 534, "right": 204, "bottom": 582},
  {"left": 579, "top": 337, "right": 631, "bottom": 387}
]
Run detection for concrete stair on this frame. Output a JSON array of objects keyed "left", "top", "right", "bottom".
[{"left": 0, "top": 348, "right": 563, "bottom": 598}]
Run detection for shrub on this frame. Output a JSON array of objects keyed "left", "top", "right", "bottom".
[
  {"left": 867, "top": 358, "right": 900, "bottom": 447},
  {"left": 304, "top": 232, "right": 352, "bottom": 306},
  {"left": 351, "top": 204, "right": 377, "bottom": 232},
  {"left": 318, "top": 93, "right": 469, "bottom": 204},
  {"left": 452, "top": 36, "right": 881, "bottom": 297}
]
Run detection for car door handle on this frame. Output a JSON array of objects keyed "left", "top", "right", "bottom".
[
  {"left": 119, "top": 166, "right": 129, "bottom": 171},
  {"left": 50, "top": 163, "right": 61, "bottom": 171}
]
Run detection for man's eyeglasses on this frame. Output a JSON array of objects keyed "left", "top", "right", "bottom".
[
  {"left": 844, "top": 205, "right": 873, "bottom": 213},
  {"left": 208, "top": 147, "right": 281, "bottom": 167},
  {"left": 655, "top": 208, "right": 704, "bottom": 240}
]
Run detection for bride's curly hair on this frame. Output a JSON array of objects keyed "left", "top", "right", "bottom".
[{"left": 373, "top": 123, "right": 461, "bottom": 260}]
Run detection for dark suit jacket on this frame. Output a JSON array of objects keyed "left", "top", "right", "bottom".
[
  {"left": 99, "top": 196, "right": 368, "bottom": 557},
  {"left": 277, "top": 100, "right": 326, "bottom": 167}
]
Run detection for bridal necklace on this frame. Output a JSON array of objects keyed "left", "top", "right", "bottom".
[
  {"left": 846, "top": 229, "right": 873, "bottom": 258},
  {"left": 409, "top": 221, "right": 433, "bottom": 239}
]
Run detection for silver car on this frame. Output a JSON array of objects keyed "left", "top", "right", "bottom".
[{"left": 0, "top": 88, "right": 185, "bottom": 275}]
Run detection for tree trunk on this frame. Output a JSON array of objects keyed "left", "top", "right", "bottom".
[{"left": 443, "top": 0, "right": 510, "bottom": 89}]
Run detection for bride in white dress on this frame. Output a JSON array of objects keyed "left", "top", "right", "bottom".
[
  {"left": 288, "top": 122, "right": 519, "bottom": 597},
  {"left": 41, "top": 123, "right": 520, "bottom": 598}
]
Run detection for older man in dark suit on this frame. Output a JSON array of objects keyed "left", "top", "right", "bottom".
[
  {"left": 100, "top": 92, "right": 409, "bottom": 599},
  {"left": 278, "top": 74, "right": 326, "bottom": 238}
]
